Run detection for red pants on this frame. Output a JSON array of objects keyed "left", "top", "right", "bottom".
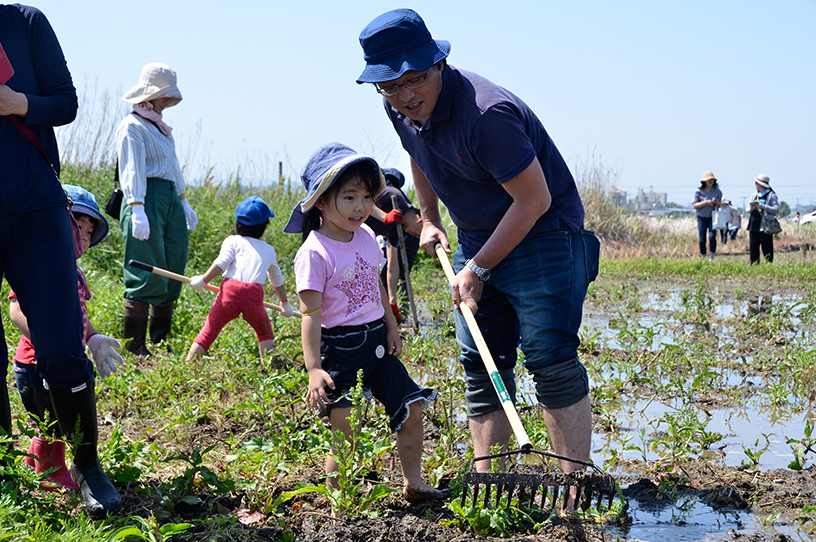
[{"left": 194, "top": 278, "right": 274, "bottom": 350}]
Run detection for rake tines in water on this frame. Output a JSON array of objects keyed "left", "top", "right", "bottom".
[{"left": 461, "top": 451, "right": 622, "bottom": 514}]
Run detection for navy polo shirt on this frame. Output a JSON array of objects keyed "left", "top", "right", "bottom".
[{"left": 385, "top": 65, "right": 584, "bottom": 251}]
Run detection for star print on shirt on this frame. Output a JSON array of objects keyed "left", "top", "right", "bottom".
[{"left": 334, "top": 252, "right": 380, "bottom": 316}]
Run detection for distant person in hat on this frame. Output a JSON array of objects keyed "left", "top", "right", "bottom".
[
  {"left": 9, "top": 185, "right": 122, "bottom": 495},
  {"left": 693, "top": 171, "right": 723, "bottom": 258},
  {"left": 1, "top": 5, "right": 121, "bottom": 517},
  {"left": 116, "top": 62, "right": 198, "bottom": 357},
  {"left": 747, "top": 174, "right": 779, "bottom": 263},
  {"left": 364, "top": 167, "right": 422, "bottom": 323},
  {"left": 285, "top": 142, "right": 446, "bottom": 503},
  {"left": 356, "top": 9, "right": 600, "bottom": 479},
  {"left": 186, "top": 196, "right": 293, "bottom": 362}
]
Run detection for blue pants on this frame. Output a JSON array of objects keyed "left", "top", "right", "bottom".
[
  {"left": 0, "top": 206, "right": 94, "bottom": 390},
  {"left": 453, "top": 229, "right": 597, "bottom": 416},
  {"left": 697, "top": 216, "right": 717, "bottom": 255}
]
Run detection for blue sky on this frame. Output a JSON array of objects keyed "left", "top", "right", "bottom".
[{"left": 31, "top": 0, "right": 816, "bottom": 209}]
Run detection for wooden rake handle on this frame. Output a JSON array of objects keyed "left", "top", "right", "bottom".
[
  {"left": 434, "top": 245, "right": 532, "bottom": 452},
  {"left": 127, "top": 259, "right": 301, "bottom": 318}
]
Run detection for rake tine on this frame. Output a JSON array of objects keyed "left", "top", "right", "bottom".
[
  {"left": 470, "top": 480, "right": 480, "bottom": 508},
  {"left": 580, "top": 481, "right": 592, "bottom": 512},
  {"left": 550, "top": 483, "right": 560, "bottom": 510},
  {"left": 483, "top": 481, "right": 492, "bottom": 508}
]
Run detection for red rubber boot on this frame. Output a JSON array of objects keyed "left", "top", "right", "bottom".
[{"left": 26, "top": 436, "right": 80, "bottom": 492}]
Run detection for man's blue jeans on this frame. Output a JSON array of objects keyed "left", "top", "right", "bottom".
[{"left": 452, "top": 229, "right": 595, "bottom": 416}]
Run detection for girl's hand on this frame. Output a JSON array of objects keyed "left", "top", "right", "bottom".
[
  {"left": 307, "top": 369, "right": 335, "bottom": 410},
  {"left": 386, "top": 326, "right": 403, "bottom": 357}
]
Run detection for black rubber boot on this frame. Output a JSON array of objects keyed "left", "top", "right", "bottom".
[
  {"left": 149, "top": 303, "right": 174, "bottom": 345},
  {"left": 49, "top": 379, "right": 121, "bottom": 518},
  {"left": 124, "top": 300, "right": 152, "bottom": 357}
]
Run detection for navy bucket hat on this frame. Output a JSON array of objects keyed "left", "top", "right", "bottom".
[
  {"left": 236, "top": 196, "right": 274, "bottom": 226},
  {"left": 356, "top": 9, "right": 450, "bottom": 84},
  {"left": 283, "top": 142, "right": 385, "bottom": 234},
  {"left": 64, "top": 184, "right": 108, "bottom": 247},
  {"left": 382, "top": 167, "right": 405, "bottom": 189}
]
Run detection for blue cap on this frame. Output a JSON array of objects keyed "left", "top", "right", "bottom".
[
  {"left": 284, "top": 142, "right": 384, "bottom": 234},
  {"left": 357, "top": 9, "right": 450, "bottom": 84},
  {"left": 63, "top": 184, "right": 108, "bottom": 247},
  {"left": 236, "top": 196, "right": 274, "bottom": 226}
]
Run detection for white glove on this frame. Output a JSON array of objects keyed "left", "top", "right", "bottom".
[
  {"left": 87, "top": 334, "right": 123, "bottom": 378},
  {"left": 131, "top": 205, "right": 150, "bottom": 240},
  {"left": 181, "top": 198, "right": 198, "bottom": 231},
  {"left": 280, "top": 301, "right": 294, "bottom": 317},
  {"left": 189, "top": 275, "right": 206, "bottom": 292}
]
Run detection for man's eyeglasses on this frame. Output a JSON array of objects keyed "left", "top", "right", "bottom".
[{"left": 375, "top": 70, "right": 429, "bottom": 97}]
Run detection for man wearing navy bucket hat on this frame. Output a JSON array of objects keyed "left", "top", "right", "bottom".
[{"left": 357, "top": 9, "right": 600, "bottom": 477}]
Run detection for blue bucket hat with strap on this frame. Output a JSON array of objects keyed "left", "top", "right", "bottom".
[
  {"left": 64, "top": 184, "right": 109, "bottom": 247},
  {"left": 284, "top": 142, "right": 385, "bottom": 234},
  {"left": 356, "top": 9, "right": 450, "bottom": 84}
]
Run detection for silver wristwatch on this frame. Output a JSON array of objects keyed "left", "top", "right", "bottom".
[{"left": 465, "top": 259, "right": 492, "bottom": 283}]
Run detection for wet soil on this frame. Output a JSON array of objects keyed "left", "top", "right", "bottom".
[{"left": 100, "top": 410, "right": 816, "bottom": 542}]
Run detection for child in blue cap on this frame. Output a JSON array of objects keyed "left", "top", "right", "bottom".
[
  {"left": 186, "top": 196, "right": 293, "bottom": 362},
  {"left": 285, "top": 142, "right": 448, "bottom": 503},
  {"left": 9, "top": 185, "right": 122, "bottom": 500}
]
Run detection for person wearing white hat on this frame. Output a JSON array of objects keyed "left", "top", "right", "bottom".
[
  {"left": 115, "top": 62, "right": 198, "bottom": 356},
  {"left": 746, "top": 174, "right": 779, "bottom": 263}
]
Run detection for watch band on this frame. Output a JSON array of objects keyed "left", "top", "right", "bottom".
[{"left": 465, "top": 259, "right": 492, "bottom": 283}]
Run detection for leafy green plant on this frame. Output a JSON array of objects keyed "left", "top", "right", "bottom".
[
  {"left": 787, "top": 420, "right": 816, "bottom": 470},
  {"left": 272, "top": 372, "right": 396, "bottom": 516},
  {"left": 162, "top": 444, "right": 235, "bottom": 496},
  {"left": 111, "top": 514, "right": 191, "bottom": 541}
]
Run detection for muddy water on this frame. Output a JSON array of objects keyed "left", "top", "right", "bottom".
[{"left": 577, "top": 282, "right": 816, "bottom": 541}]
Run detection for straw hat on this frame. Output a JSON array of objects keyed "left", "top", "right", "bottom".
[
  {"left": 122, "top": 62, "right": 182, "bottom": 106},
  {"left": 701, "top": 170, "right": 717, "bottom": 183}
]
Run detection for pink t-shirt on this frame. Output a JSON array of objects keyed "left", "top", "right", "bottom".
[{"left": 294, "top": 224, "right": 384, "bottom": 329}]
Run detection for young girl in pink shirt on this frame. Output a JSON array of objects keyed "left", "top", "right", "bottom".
[{"left": 284, "top": 142, "right": 447, "bottom": 503}]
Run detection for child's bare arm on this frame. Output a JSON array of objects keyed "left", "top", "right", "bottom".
[
  {"left": 9, "top": 297, "right": 31, "bottom": 339},
  {"left": 300, "top": 290, "right": 333, "bottom": 408}
]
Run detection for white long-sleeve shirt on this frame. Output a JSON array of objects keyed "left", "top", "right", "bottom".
[
  {"left": 116, "top": 113, "right": 185, "bottom": 204},
  {"left": 214, "top": 235, "right": 284, "bottom": 287}
]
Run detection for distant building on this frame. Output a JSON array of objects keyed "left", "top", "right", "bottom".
[{"left": 611, "top": 186, "right": 671, "bottom": 212}]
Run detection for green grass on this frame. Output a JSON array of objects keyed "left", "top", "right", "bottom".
[{"left": 3, "top": 160, "right": 816, "bottom": 538}]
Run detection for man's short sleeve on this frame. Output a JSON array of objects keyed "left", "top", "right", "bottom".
[{"left": 471, "top": 104, "right": 537, "bottom": 184}]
